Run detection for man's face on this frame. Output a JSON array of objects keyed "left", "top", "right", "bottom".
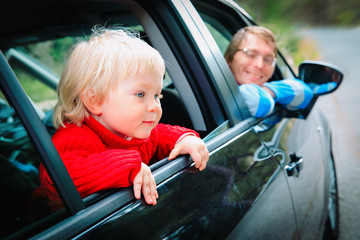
[{"left": 228, "top": 33, "right": 276, "bottom": 86}]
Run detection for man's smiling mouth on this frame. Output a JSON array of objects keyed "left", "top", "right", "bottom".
[{"left": 246, "top": 70, "right": 263, "bottom": 80}]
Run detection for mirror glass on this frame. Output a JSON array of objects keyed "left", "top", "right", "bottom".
[{"left": 298, "top": 61, "right": 343, "bottom": 96}]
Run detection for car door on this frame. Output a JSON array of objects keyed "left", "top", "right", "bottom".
[
  {"left": 69, "top": 0, "right": 297, "bottom": 239},
  {"left": 66, "top": 122, "right": 296, "bottom": 239},
  {"left": 254, "top": 105, "right": 332, "bottom": 240}
]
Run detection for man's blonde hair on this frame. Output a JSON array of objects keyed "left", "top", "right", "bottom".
[
  {"left": 224, "top": 25, "right": 277, "bottom": 63},
  {"left": 53, "top": 26, "right": 166, "bottom": 128}
]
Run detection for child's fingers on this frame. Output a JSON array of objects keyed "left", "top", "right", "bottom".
[
  {"left": 191, "top": 151, "right": 202, "bottom": 169},
  {"left": 171, "top": 136, "right": 209, "bottom": 171},
  {"left": 199, "top": 158, "right": 207, "bottom": 171},
  {"left": 142, "top": 171, "right": 153, "bottom": 205},
  {"left": 150, "top": 176, "right": 158, "bottom": 204},
  {"left": 201, "top": 147, "right": 209, "bottom": 169},
  {"left": 148, "top": 174, "right": 158, "bottom": 205},
  {"left": 133, "top": 176, "right": 142, "bottom": 200},
  {"left": 168, "top": 147, "right": 180, "bottom": 160},
  {"left": 190, "top": 147, "right": 209, "bottom": 171},
  {"left": 133, "top": 163, "right": 158, "bottom": 205},
  {"left": 143, "top": 170, "right": 158, "bottom": 205}
]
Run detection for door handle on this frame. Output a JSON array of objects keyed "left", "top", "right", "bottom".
[{"left": 285, "top": 154, "right": 303, "bottom": 177}]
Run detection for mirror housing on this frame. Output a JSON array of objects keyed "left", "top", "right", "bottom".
[
  {"left": 285, "top": 60, "right": 344, "bottom": 120},
  {"left": 298, "top": 60, "right": 343, "bottom": 96}
]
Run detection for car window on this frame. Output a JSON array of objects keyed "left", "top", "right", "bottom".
[
  {"left": 193, "top": 2, "right": 298, "bottom": 123},
  {"left": 2, "top": 16, "right": 201, "bottom": 230},
  {"left": 195, "top": 5, "right": 296, "bottom": 82},
  {"left": 5, "top": 30, "right": 195, "bottom": 132},
  {"left": 0, "top": 92, "right": 69, "bottom": 239}
]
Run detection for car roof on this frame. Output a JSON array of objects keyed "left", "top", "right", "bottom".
[{"left": 0, "top": 0, "right": 138, "bottom": 50}]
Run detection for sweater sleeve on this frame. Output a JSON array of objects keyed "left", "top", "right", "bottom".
[
  {"left": 263, "top": 79, "right": 313, "bottom": 110},
  {"left": 154, "top": 123, "right": 199, "bottom": 160},
  {"left": 39, "top": 130, "right": 142, "bottom": 203},
  {"left": 239, "top": 84, "right": 275, "bottom": 118}
]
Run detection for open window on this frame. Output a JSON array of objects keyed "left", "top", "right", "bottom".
[{"left": 193, "top": 0, "right": 297, "bottom": 82}]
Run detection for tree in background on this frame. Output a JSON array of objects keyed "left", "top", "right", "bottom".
[{"left": 237, "top": 0, "right": 360, "bottom": 26}]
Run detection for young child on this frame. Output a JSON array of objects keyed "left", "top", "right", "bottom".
[{"left": 38, "top": 26, "right": 209, "bottom": 206}]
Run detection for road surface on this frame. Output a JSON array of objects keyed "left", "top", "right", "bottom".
[{"left": 299, "top": 27, "right": 360, "bottom": 240}]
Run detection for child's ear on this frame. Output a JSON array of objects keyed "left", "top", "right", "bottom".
[{"left": 81, "top": 89, "right": 102, "bottom": 115}]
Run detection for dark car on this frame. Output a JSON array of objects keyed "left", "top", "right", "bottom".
[{"left": 0, "top": 0, "right": 343, "bottom": 239}]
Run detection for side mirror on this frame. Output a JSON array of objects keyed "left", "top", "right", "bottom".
[{"left": 298, "top": 60, "right": 343, "bottom": 96}]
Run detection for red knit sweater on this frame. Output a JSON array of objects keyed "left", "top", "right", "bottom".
[{"left": 39, "top": 115, "right": 198, "bottom": 203}]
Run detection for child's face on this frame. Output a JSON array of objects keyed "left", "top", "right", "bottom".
[{"left": 96, "top": 72, "right": 163, "bottom": 139}]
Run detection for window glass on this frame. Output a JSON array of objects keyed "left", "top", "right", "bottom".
[{"left": 204, "top": 22, "right": 230, "bottom": 55}]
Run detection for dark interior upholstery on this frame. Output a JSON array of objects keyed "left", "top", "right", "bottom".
[{"left": 159, "top": 88, "right": 193, "bottom": 129}]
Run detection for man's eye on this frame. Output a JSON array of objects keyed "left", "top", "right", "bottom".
[
  {"left": 264, "top": 57, "right": 274, "bottom": 64},
  {"left": 246, "top": 50, "right": 257, "bottom": 58},
  {"left": 136, "top": 92, "right": 145, "bottom": 98}
]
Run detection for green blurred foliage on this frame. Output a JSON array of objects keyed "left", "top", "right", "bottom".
[
  {"left": 14, "top": 69, "right": 57, "bottom": 103},
  {"left": 235, "top": 0, "right": 360, "bottom": 67},
  {"left": 11, "top": 37, "right": 80, "bottom": 105},
  {"left": 23, "top": 37, "right": 80, "bottom": 75},
  {"left": 237, "top": 0, "right": 360, "bottom": 26}
]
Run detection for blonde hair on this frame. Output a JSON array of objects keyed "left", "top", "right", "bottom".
[
  {"left": 224, "top": 26, "right": 277, "bottom": 63},
  {"left": 53, "top": 26, "right": 166, "bottom": 128}
]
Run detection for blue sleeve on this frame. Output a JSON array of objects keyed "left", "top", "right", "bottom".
[
  {"left": 239, "top": 84, "right": 275, "bottom": 118},
  {"left": 263, "top": 79, "right": 313, "bottom": 110}
]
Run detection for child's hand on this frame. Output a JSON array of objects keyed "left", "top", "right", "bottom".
[
  {"left": 133, "top": 162, "right": 158, "bottom": 205},
  {"left": 168, "top": 135, "right": 209, "bottom": 171}
]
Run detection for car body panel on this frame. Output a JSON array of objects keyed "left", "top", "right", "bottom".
[
  {"left": 254, "top": 107, "right": 332, "bottom": 240},
  {"left": 0, "top": 0, "right": 340, "bottom": 239},
  {"left": 73, "top": 128, "right": 296, "bottom": 239}
]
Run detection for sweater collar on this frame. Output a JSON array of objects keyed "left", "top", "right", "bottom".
[{"left": 83, "top": 115, "right": 150, "bottom": 148}]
